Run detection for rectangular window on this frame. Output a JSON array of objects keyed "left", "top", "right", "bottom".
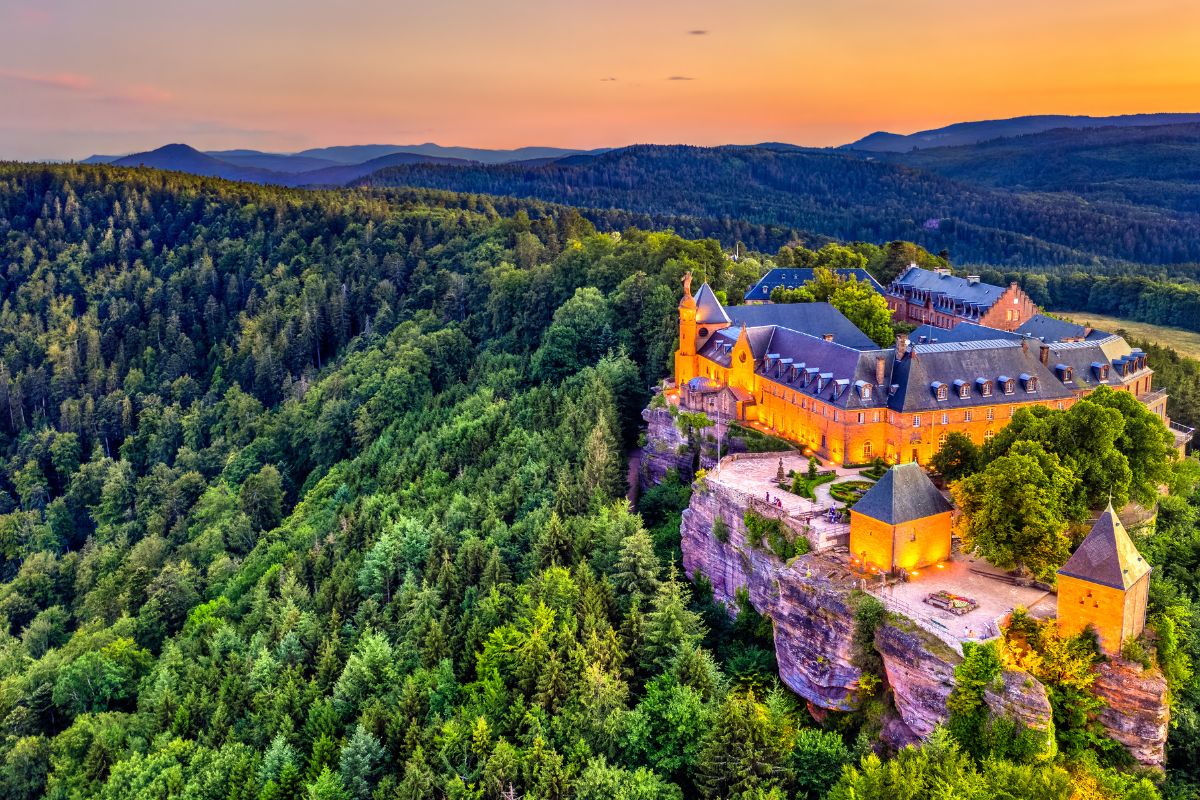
[
  {"left": 986, "top": 408, "right": 994, "bottom": 421},
  {"left": 964, "top": 411, "right": 972, "bottom": 422},
  {"left": 941, "top": 412, "right": 948, "bottom": 425},
  {"left": 857, "top": 412, "right": 865, "bottom": 424},
  {"left": 912, "top": 415, "right": 921, "bottom": 428}
]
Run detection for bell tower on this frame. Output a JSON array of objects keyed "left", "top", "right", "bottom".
[{"left": 675, "top": 271, "right": 699, "bottom": 385}]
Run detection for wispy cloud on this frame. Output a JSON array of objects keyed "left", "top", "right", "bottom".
[
  {"left": 600, "top": 77, "right": 617, "bottom": 82},
  {"left": 0, "top": 70, "right": 95, "bottom": 91},
  {"left": 667, "top": 76, "right": 696, "bottom": 81},
  {"left": 687, "top": 29, "right": 708, "bottom": 35},
  {"left": 103, "top": 84, "right": 174, "bottom": 105},
  {"left": 0, "top": 69, "right": 172, "bottom": 105}
]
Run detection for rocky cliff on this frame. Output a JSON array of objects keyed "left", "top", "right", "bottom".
[
  {"left": 677, "top": 470, "right": 1159, "bottom": 765},
  {"left": 1093, "top": 659, "right": 1170, "bottom": 767},
  {"left": 640, "top": 405, "right": 698, "bottom": 490}
]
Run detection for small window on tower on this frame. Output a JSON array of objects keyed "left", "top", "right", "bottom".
[{"left": 699, "top": 327, "right": 709, "bottom": 337}]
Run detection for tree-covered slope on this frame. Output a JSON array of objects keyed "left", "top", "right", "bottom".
[
  {"left": 359, "top": 144, "right": 1200, "bottom": 267},
  {"left": 0, "top": 164, "right": 1192, "bottom": 800},
  {"left": 885, "top": 123, "right": 1200, "bottom": 213}
]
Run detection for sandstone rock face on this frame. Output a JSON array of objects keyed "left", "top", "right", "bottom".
[
  {"left": 984, "top": 670, "right": 1055, "bottom": 751},
  {"left": 640, "top": 406, "right": 695, "bottom": 490},
  {"left": 876, "top": 620, "right": 961, "bottom": 741},
  {"left": 671, "top": 463, "right": 1169, "bottom": 766},
  {"left": 1093, "top": 659, "right": 1170, "bottom": 768},
  {"left": 681, "top": 479, "right": 864, "bottom": 711}
]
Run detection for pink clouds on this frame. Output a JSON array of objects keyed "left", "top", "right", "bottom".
[
  {"left": 0, "top": 69, "right": 171, "bottom": 105},
  {"left": 0, "top": 69, "right": 95, "bottom": 91}
]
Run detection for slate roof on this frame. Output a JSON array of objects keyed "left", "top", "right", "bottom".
[
  {"left": 851, "top": 462, "right": 953, "bottom": 525},
  {"left": 888, "top": 266, "right": 1008, "bottom": 313},
  {"left": 694, "top": 283, "right": 730, "bottom": 325},
  {"left": 1016, "top": 313, "right": 1110, "bottom": 343},
  {"left": 724, "top": 303, "right": 877, "bottom": 350},
  {"left": 1057, "top": 504, "right": 1151, "bottom": 590},
  {"left": 909, "top": 322, "right": 1024, "bottom": 345},
  {"left": 889, "top": 339, "right": 1075, "bottom": 412},
  {"left": 744, "top": 268, "right": 885, "bottom": 301}
]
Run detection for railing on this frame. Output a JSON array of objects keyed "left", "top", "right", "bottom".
[{"left": 1139, "top": 388, "right": 1168, "bottom": 405}]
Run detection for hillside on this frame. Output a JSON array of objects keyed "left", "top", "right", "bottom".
[
  {"left": 360, "top": 143, "right": 1200, "bottom": 266},
  {"left": 843, "top": 112, "right": 1200, "bottom": 152},
  {"left": 885, "top": 123, "right": 1200, "bottom": 213}
]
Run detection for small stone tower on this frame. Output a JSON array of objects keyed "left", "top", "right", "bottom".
[
  {"left": 1056, "top": 504, "right": 1151, "bottom": 655},
  {"left": 675, "top": 272, "right": 699, "bottom": 385},
  {"left": 849, "top": 463, "right": 953, "bottom": 573}
]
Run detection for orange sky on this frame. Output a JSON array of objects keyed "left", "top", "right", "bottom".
[{"left": 2, "top": 0, "right": 1199, "bottom": 159}]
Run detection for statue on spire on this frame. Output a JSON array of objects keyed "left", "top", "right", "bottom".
[{"left": 682, "top": 271, "right": 693, "bottom": 300}]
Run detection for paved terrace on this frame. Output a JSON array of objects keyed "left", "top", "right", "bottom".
[{"left": 706, "top": 450, "right": 1056, "bottom": 655}]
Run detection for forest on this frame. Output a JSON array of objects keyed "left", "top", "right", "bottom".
[
  {"left": 0, "top": 163, "right": 1195, "bottom": 800},
  {"left": 358, "top": 143, "right": 1200, "bottom": 267}
]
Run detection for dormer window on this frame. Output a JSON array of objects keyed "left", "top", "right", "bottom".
[
  {"left": 1020, "top": 373, "right": 1038, "bottom": 392},
  {"left": 976, "top": 378, "right": 993, "bottom": 397},
  {"left": 1055, "top": 364, "right": 1073, "bottom": 383},
  {"left": 999, "top": 375, "right": 1014, "bottom": 395},
  {"left": 932, "top": 381, "right": 948, "bottom": 401},
  {"left": 855, "top": 380, "right": 871, "bottom": 400},
  {"left": 954, "top": 379, "right": 969, "bottom": 399}
]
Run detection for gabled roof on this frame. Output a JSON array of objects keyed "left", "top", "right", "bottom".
[
  {"left": 725, "top": 302, "right": 877, "bottom": 350},
  {"left": 851, "top": 463, "right": 953, "bottom": 525},
  {"left": 888, "top": 339, "right": 1074, "bottom": 412},
  {"left": 744, "top": 268, "right": 885, "bottom": 301},
  {"left": 889, "top": 266, "right": 1009, "bottom": 312},
  {"left": 1016, "top": 313, "right": 1111, "bottom": 343},
  {"left": 1058, "top": 504, "right": 1151, "bottom": 590},
  {"left": 909, "top": 322, "right": 1024, "bottom": 345},
  {"left": 694, "top": 283, "right": 730, "bottom": 325}
]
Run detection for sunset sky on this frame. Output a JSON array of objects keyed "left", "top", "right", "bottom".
[{"left": 2, "top": 0, "right": 1199, "bottom": 160}]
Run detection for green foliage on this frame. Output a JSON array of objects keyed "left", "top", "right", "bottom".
[
  {"left": 952, "top": 441, "right": 1077, "bottom": 580},
  {"left": 711, "top": 517, "right": 729, "bottom": 544},
  {"left": 931, "top": 431, "right": 983, "bottom": 484},
  {"left": 743, "top": 511, "right": 804, "bottom": 561}
]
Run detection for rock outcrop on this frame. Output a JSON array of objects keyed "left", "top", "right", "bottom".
[
  {"left": 640, "top": 406, "right": 696, "bottom": 490},
  {"left": 651, "top": 408, "right": 1168, "bottom": 766},
  {"left": 1093, "top": 659, "right": 1170, "bottom": 768},
  {"left": 984, "top": 670, "right": 1055, "bottom": 751},
  {"left": 681, "top": 478, "right": 865, "bottom": 710},
  {"left": 875, "top": 618, "right": 961, "bottom": 741}
]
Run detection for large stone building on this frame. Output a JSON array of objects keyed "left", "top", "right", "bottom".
[
  {"left": 849, "top": 463, "right": 953, "bottom": 573},
  {"left": 886, "top": 265, "right": 1037, "bottom": 331},
  {"left": 1057, "top": 504, "right": 1151, "bottom": 655},
  {"left": 674, "top": 274, "right": 1182, "bottom": 465}
]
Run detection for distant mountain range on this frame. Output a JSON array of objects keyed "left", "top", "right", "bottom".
[
  {"left": 83, "top": 142, "right": 608, "bottom": 184},
  {"left": 75, "top": 113, "right": 1200, "bottom": 267},
  {"left": 842, "top": 113, "right": 1200, "bottom": 152}
]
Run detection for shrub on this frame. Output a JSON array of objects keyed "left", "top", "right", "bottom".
[{"left": 712, "top": 517, "right": 730, "bottom": 543}]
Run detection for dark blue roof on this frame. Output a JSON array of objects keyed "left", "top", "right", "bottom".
[
  {"left": 725, "top": 303, "right": 877, "bottom": 350},
  {"left": 851, "top": 463, "right": 953, "bottom": 524},
  {"left": 745, "top": 268, "right": 885, "bottom": 301},
  {"left": 694, "top": 283, "right": 730, "bottom": 325},
  {"left": 1016, "top": 314, "right": 1109, "bottom": 343},
  {"left": 909, "top": 322, "right": 1024, "bottom": 345},
  {"left": 888, "top": 266, "right": 1007, "bottom": 312}
]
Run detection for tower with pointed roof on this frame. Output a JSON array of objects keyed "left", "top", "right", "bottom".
[
  {"left": 1056, "top": 504, "right": 1151, "bottom": 655},
  {"left": 675, "top": 275, "right": 731, "bottom": 388},
  {"left": 849, "top": 462, "right": 954, "bottom": 573}
]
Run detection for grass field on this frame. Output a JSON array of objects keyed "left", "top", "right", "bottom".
[{"left": 1056, "top": 311, "right": 1200, "bottom": 360}]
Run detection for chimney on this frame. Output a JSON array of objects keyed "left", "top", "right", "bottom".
[
  {"left": 875, "top": 356, "right": 886, "bottom": 385},
  {"left": 1039, "top": 344, "right": 1050, "bottom": 366},
  {"left": 822, "top": 333, "right": 834, "bottom": 342},
  {"left": 1083, "top": 326, "right": 1093, "bottom": 338},
  {"left": 967, "top": 275, "right": 980, "bottom": 285},
  {"left": 895, "top": 333, "right": 909, "bottom": 359},
  {"left": 1021, "top": 339, "right": 1029, "bottom": 355}
]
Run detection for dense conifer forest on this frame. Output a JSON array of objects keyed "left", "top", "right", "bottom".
[
  {"left": 358, "top": 144, "right": 1200, "bottom": 267},
  {"left": 0, "top": 164, "right": 1196, "bottom": 799}
]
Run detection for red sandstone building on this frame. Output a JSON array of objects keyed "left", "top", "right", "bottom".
[{"left": 886, "top": 266, "right": 1037, "bottom": 331}]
